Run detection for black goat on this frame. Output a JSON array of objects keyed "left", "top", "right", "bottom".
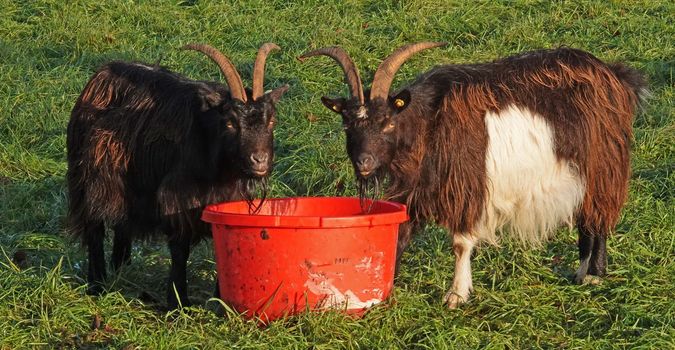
[
  {"left": 300, "top": 43, "right": 645, "bottom": 308},
  {"left": 67, "top": 43, "right": 288, "bottom": 308}
]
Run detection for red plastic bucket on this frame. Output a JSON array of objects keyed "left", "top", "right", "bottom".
[{"left": 201, "top": 197, "right": 408, "bottom": 322}]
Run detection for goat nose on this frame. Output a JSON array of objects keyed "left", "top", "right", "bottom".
[
  {"left": 250, "top": 152, "right": 269, "bottom": 165},
  {"left": 356, "top": 154, "right": 376, "bottom": 174}
]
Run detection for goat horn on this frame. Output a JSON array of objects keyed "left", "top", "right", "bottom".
[
  {"left": 298, "top": 46, "right": 364, "bottom": 105},
  {"left": 251, "top": 43, "right": 281, "bottom": 101},
  {"left": 182, "top": 43, "right": 247, "bottom": 102},
  {"left": 369, "top": 42, "right": 446, "bottom": 102}
]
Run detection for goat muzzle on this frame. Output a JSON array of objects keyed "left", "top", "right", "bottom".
[
  {"left": 355, "top": 153, "right": 378, "bottom": 178},
  {"left": 249, "top": 152, "right": 271, "bottom": 177}
]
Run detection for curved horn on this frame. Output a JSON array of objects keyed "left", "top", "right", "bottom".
[
  {"left": 369, "top": 42, "right": 446, "bottom": 101},
  {"left": 251, "top": 43, "right": 281, "bottom": 101},
  {"left": 298, "top": 46, "right": 364, "bottom": 105},
  {"left": 182, "top": 43, "right": 247, "bottom": 102}
]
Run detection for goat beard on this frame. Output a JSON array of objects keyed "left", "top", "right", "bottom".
[
  {"left": 238, "top": 177, "right": 269, "bottom": 214},
  {"left": 357, "top": 173, "right": 382, "bottom": 213}
]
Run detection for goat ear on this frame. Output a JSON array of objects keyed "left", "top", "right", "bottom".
[
  {"left": 197, "top": 85, "right": 224, "bottom": 112},
  {"left": 389, "top": 89, "right": 411, "bottom": 113},
  {"left": 321, "top": 96, "right": 345, "bottom": 114},
  {"left": 264, "top": 84, "right": 290, "bottom": 104}
]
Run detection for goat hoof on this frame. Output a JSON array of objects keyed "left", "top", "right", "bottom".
[
  {"left": 167, "top": 298, "right": 192, "bottom": 310},
  {"left": 443, "top": 290, "right": 468, "bottom": 309},
  {"left": 138, "top": 291, "right": 158, "bottom": 304},
  {"left": 86, "top": 283, "right": 105, "bottom": 296},
  {"left": 574, "top": 272, "right": 586, "bottom": 285},
  {"left": 580, "top": 275, "right": 603, "bottom": 286}
]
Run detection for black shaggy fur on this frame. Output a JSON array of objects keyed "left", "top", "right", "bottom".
[{"left": 67, "top": 61, "right": 287, "bottom": 308}]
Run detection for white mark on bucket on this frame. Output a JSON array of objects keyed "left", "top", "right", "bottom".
[
  {"left": 304, "top": 271, "right": 382, "bottom": 310},
  {"left": 354, "top": 252, "right": 385, "bottom": 280},
  {"left": 355, "top": 257, "right": 372, "bottom": 271},
  {"left": 360, "top": 288, "right": 384, "bottom": 299}
]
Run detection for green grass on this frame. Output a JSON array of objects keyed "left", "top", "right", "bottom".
[{"left": 1, "top": 0, "right": 673, "bottom": 348}]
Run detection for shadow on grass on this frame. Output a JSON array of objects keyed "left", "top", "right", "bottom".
[
  {"left": 0, "top": 176, "right": 221, "bottom": 312},
  {"left": 632, "top": 164, "right": 674, "bottom": 202},
  {"left": 103, "top": 240, "right": 219, "bottom": 311},
  {"left": 396, "top": 224, "right": 585, "bottom": 305}
]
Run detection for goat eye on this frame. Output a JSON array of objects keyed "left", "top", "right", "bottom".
[
  {"left": 225, "top": 121, "right": 234, "bottom": 129},
  {"left": 384, "top": 121, "right": 395, "bottom": 131}
]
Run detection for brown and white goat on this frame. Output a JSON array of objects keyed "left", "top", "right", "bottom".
[
  {"left": 68, "top": 43, "right": 288, "bottom": 308},
  {"left": 300, "top": 43, "right": 646, "bottom": 308}
]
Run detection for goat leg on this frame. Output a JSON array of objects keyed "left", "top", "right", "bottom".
[
  {"left": 111, "top": 223, "right": 132, "bottom": 271},
  {"left": 444, "top": 232, "right": 476, "bottom": 309},
  {"left": 213, "top": 279, "right": 221, "bottom": 299},
  {"left": 394, "top": 221, "right": 417, "bottom": 277},
  {"left": 86, "top": 221, "right": 107, "bottom": 295},
  {"left": 575, "top": 224, "right": 595, "bottom": 284},
  {"left": 588, "top": 234, "right": 607, "bottom": 277},
  {"left": 167, "top": 235, "right": 192, "bottom": 309}
]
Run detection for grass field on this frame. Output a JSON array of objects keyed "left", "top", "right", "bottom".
[{"left": 1, "top": 0, "right": 673, "bottom": 348}]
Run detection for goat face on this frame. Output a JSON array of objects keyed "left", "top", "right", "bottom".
[
  {"left": 202, "top": 85, "right": 288, "bottom": 179},
  {"left": 299, "top": 42, "right": 443, "bottom": 183},
  {"left": 321, "top": 90, "right": 411, "bottom": 179},
  {"left": 185, "top": 42, "right": 288, "bottom": 180}
]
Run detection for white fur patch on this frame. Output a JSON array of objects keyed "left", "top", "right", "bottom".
[
  {"left": 477, "top": 105, "right": 586, "bottom": 246},
  {"left": 356, "top": 106, "right": 367, "bottom": 119},
  {"left": 445, "top": 233, "right": 476, "bottom": 308}
]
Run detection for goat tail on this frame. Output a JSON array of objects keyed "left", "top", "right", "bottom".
[
  {"left": 610, "top": 63, "right": 649, "bottom": 107},
  {"left": 65, "top": 162, "right": 102, "bottom": 246},
  {"left": 66, "top": 174, "right": 86, "bottom": 240}
]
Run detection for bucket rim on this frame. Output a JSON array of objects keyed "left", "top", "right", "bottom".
[{"left": 201, "top": 196, "right": 408, "bottom": 228}]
